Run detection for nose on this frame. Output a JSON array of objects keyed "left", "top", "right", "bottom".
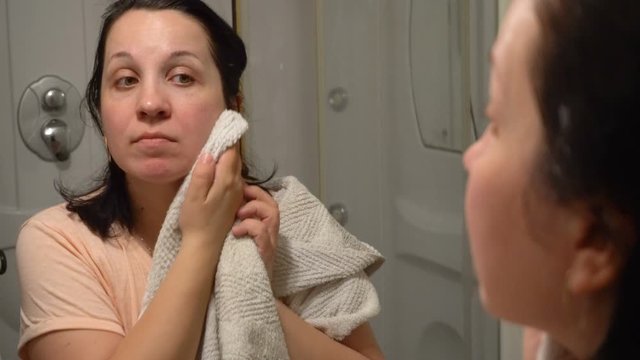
[{"left": 136, "top": 81, "right": 170, "bottom": 121}]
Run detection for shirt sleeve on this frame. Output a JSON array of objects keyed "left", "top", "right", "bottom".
[{"left": 16, "top": 217, "right": 125, "bottom": 354}]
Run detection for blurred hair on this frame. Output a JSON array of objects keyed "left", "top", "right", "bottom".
[{"left": 533, "top": 0, "right": 640, "bottom": 356}]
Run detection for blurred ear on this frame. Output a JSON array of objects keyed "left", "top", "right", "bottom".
[
  {"left": 566, "top": 205, "right": 633, "bottom": 295},
  {"left": 566, "top": 243, "right": 621, "bottom": 295}
]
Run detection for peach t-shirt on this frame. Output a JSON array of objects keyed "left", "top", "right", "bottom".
[{"left": 16, "top": 204, "right": 152, "bottom": 357}]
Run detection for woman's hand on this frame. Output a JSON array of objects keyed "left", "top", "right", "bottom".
[
  {"left": 179, "top": 147, "right": 244, "bottom": 249},
  {"left": 232, "top": 185, "right": 280, "bottom": 279}
]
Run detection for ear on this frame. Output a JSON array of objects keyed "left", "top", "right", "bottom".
[
  {"left": 566, "top": 243, "right": 622, "bottom": 295},
  {"left": 565, "top": 206, "right": 632, "bottom": 295}
]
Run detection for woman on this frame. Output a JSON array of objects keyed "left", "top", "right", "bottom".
[
  {"left": 16, "top": 1, "right": 384, "bottom": 359},
  {"left": 464, "top": 0, "right": 639, "bottom": 358}
]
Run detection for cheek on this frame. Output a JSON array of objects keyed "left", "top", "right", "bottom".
[
  {"left": 100, "top": 96, "right": 128, "bottom": 133},
  {"left": 179, "top": 91, "right": 225, "bottom": 132},
  {"left": 465, "top": 168, "right": 501, "bottom": 279},
  {"left": 465, "top": 161, "right": 562, "bottom": 323},
  {"left": 464, "top": 143, "right": 507, "bottom": 258},
  {"left": 182, "top": 106, "right": 223, "bottom": 158},
  {"left": 464, "top": 156, "right": 527, "bottom": 310},
  {"left": 101, "top": 112, "right": 123, "bottom": 151}
]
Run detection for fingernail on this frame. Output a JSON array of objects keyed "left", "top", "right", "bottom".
[{"left": 200, "top": 153, "right": 213, "bottom": 164}]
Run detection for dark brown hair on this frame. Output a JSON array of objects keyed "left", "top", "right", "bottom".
[{"left": 533, "top": 0, "right": 640, "bottom": 356}]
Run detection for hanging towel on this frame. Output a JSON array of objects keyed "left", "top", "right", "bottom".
[{"left": 141, "top": 110, "right": 384, "bottom": 360}]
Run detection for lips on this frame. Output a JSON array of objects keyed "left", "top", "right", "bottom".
[{"left": 133, "top": 132, "right": 176, "bottom": 143}]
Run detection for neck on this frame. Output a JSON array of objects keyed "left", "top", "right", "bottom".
[
  {"left": 549, "top": 290, "right": 616, "bottom": 360},
  {"left": 127, "top": 177, "right": 181, "bottom": 248}
]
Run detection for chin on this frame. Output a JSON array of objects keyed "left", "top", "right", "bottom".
[
  {"left": 132, "top": 165, "right": 189, "bottom": 185},
  {"left": 477, "top": 284, "right": 509, "bottom": 320},
  {"left": 113, "top": 156, "right": 187, "bottom": 187}
]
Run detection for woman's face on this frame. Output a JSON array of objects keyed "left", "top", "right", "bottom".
[
  {"left": 463, "top": 0, "right": 576, "bottom": 327},
  {"left": 100, "top": 9, "right": 225, "bottom": 186}
]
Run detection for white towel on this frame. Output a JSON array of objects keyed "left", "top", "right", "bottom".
[{"left": 142, "top": 110, "right": 384, "bottom": 359}]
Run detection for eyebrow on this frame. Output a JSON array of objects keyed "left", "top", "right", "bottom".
[
  {"left": 168, "top": 50, "right": 202, "bottom": 62},
  {"left": 107, "top": 50, "right": 202, "bottom": 63},
  {"left": 108, "top": 51, "right": 133, "bottom": 62}
]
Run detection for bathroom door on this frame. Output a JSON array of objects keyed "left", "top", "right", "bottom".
[
  {"left": 0, "top": 1, "right": 232, "bottom": 359},
  {"left": 318, "top": 0, "right": 499, "bottom": 358},
  {"left": 0, "top": 1, "right": 105, "bottom": 358}
]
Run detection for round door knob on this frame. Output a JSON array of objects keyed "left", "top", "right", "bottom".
[
  {"left": 328, "top": 203, "right": 348, "bottom": 226},
  {"left": 43, "top": 88, "right": 66, "bottom": 111},
  {"left": 328, "top": 87, "right": 349, "bottom": 112}
]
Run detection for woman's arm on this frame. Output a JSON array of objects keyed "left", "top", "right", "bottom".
[
  {"left": 24, "top": 150, "right": 244, "bottom": 360},
  {"left": 276, "top": 302, "right": 384, "bottom": 360}
]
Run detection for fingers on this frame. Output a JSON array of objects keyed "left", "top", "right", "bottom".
[
  {"left": 236, "top": 199, "right": 278, "bottom": 223},
  {"left": 243, "top": 185, "right": 277, "bottom": 206},
  {"left": 179, "top": 147, "right": 243, "bottom": 238},
  {"left": 238, "top": 186, "right": 278, "bottom": 223},
  {"left": 185, "top": 153, "right": 216, "bottom": 202},
  {"left": 215, "top": 145, "right": 242, "bottom": 180},
  {"left": 184, "top": 145, "right": 239, "bottom": 204},
  {"left": 233, "top": 185, "right": 279, "bottom": 278},
  {"left": 234, "top": 218, "right": 276, "bottom": 282},
  {"left": 236, "top": 201, "right": 278, "bottom": 247},
  {"left": 236, "top": 186, "right": 279, "bottom": 243},
  {"left": 232, "top": 218, "right": 268, "bottom": 243},
  {"left": 232, "top": 218, "right": 275, "bottom": 267}
]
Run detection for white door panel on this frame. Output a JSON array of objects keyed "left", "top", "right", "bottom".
[
  {"left": 0, "top": 0, "right": 17, "bottom": 209},
  {"left": 8, "top": 0, "right": 102, "bottom": 210},
  {"left": 237, "top": 0, "right": 320, "bottom": 194},
  {"left": 396, "top": 261, "right": 466, "bottom": 358}
]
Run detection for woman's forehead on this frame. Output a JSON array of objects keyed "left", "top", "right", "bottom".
[
  {"left": 493, "top": 0, "right": 541, "bottom": 74},
  {"left": 105, "top": 9, "right": 211, "bottom": 58}
]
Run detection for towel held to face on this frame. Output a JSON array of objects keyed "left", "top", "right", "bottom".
[{"left": 140, "top": 110, "right": 384, "bottom": 360}]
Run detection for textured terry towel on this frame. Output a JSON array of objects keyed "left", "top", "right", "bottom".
[{"left": 141, "top": 110, "right": 384, "bottom": 360}]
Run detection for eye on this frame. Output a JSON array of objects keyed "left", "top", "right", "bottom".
[
  {"left": 116, "top": 76, "right": 138, "bottom": 88},
  {"left": 170, "top": 73, "right": 194, "bottom": 85}
]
